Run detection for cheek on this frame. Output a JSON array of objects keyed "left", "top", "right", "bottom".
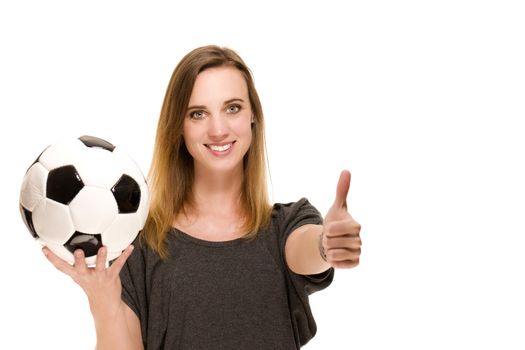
[
  {"left": 183, "top": 120, "right": 202, "bottom": 142},
  {"left": 239, "top": 124, "right": 253, "bottom": 140},
  {"left": 232, "top": 116, "right": 253, "bottom": 140},
  {"left": 182, "top": 124, "right": 201, "bottom": 154}
]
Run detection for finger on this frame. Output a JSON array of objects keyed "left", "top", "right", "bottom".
[
  {"left": 327, "top": 248, "right": 361, "bottom": 262},
  {"left": 108, "top": 245, "right": 134, "bottom": 276},
  {"left": 324, "top": 220, "right": 361, "bottom": 237},
  {"left": 95, "top": 246, "right": 108, "bottom": 272},
  {"left": 325, "top": 236, "right": 362, "bottom": 250},
  {"left": 42, "top": 247, "right": 76, "bottom": 276},
  {"left": 73, "top": 249, "right": 88, "bottom": 273},
  {"left": 332, "top": 260, "right": 360, "bottom": 269},
  {"left": 333, "top": 170, "right": 351, "bottom": 209}
]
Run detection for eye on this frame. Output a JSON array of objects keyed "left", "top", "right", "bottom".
[
  {"left": 227, "top": 104, "right": 241, "bottom": 114},
  {"left": 189, "top": 110, "right": 206, "bottom": 120}
]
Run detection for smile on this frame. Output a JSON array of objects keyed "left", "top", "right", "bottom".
[{"left": 205, "top": 141, "right": 236, "bottom": 152}]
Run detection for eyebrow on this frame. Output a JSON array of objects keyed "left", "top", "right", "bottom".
[{"left": 187, "top": 98, "right": 245, "bottom": 111}]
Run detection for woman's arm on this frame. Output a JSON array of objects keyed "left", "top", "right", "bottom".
[
  {"left": 93, "top": 300, "right": 143, "bottom": 350},
  {"left": 285, "top": 170, "right": 362, "bottom": 275},
  {"left": 285, "top": 224, "right": 330, "bottom": 275},
  {"left": 43, "top": 245, "right": 143, "bottom": 350}
]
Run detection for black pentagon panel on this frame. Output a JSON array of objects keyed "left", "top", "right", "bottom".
[
  {"left": 64, "top": 232, "right": 103, "bottom": 257},
  {"left": 46, "top": 165, "right": 84, "bottom": 205},
  {"left": 20, "top": 205, "right": 39, "bottom": 239},
  {"left": 111, "top": 174, "right": 141, "bottom": 213},
  {"left": 78, "top": 135, "right": 115, "bottom": 152}
]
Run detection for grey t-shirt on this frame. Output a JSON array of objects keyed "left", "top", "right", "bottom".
[{"left": 120, "top": 198, "right": 334, "bottom": 350}]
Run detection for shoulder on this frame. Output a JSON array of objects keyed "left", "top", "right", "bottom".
[
  {"left": 268, "top": 198, "right": 322, "bottom": 240},
  {"left": 272, "top": 197, "right": 311, "bottom": 211},
  {"left": 122, "top": 232, "right": 165, "bottom": 272},
  {"left": 271, "top": 198, "right": 322, "bottom": 224}
]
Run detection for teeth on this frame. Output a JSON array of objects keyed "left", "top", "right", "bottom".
[{"left": 208, "top": 143, "right": 232, "bottom": 152}]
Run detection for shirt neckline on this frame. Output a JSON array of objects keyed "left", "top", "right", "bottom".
[{"left": 171, "top": 227, "right": 247, "bottom": 247}]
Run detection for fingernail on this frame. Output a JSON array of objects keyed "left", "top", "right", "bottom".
[
  {"left": 99, "top": 246, "right": 106, "bottom": 254},
  {"left": 42, "top": 247, "right": 48, "bottom": 257}
]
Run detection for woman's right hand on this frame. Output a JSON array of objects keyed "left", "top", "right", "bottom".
[
  {"left": 43, "top": 245, "right": 143, "bottom": 349},
  {"left": 42, "top": 245, "right": 134, "bottom": 319}
]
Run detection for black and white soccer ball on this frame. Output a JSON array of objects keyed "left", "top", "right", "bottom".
[{"left": 19, "top": 135, "right": 149, "bottom": 265}]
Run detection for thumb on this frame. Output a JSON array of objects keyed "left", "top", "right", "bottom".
[{"left": 333, "top": 170, "right": 351, "bottom": 210}]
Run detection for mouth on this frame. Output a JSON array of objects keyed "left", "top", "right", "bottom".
[{"left": 204, "top": 141, "right": 236, "bottom": 152}]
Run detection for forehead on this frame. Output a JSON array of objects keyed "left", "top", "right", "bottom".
[{"left": 189, "top": 66, "right": 248, "bottom": 104}]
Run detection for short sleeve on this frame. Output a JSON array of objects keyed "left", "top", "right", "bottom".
[
  {"left": 273, "top": 198, "right": 335, "bottom": 347},
  {"left": 118, "top": 236, "right": 149, "bottom": 343}
]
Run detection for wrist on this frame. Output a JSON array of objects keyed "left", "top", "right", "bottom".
[
  {"left": 90, "top": 297, "right": 122, "bottom": 323},
  {"left": 318, "top": 230, "right": 327, "bottom": 262}
]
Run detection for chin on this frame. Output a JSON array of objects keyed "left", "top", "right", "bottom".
[{"left": 193, "top": 157, "right": 242, "bottom": 175}]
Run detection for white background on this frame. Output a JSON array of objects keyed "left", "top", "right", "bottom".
[{"left": 1, "top": 1, "right": 524, "bottom": 349}]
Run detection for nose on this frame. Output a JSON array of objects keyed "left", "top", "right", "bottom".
[{"left": 207, "top": 113, "right": 229, "bottom": 140}]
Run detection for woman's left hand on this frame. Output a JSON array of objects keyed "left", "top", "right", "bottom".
[{"left": 322, "top": 170, "right": 362, "bottom": 269}]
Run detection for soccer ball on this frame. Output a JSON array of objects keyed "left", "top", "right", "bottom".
[{"left": 19, "top": 135, "right": 149, "bottom": 265}]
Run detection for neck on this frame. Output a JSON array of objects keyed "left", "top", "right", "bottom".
[{"left": 191, "top": 165, "right": 244, "bottom": 216}]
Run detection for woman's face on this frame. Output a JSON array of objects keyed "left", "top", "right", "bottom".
[{"left": 183, "top": 66, "right": 253, "bottom": 176}]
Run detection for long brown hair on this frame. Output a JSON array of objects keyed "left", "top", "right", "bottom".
[{"left": 142, "top": 45, "right": 272, "bottom": 258}]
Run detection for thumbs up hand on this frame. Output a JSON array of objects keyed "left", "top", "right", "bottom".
[{"left": 321, "top": 170, "right": 362, "bottom": 269}]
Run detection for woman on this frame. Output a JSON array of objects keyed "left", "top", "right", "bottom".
[{"left": 43, "top": 45, "right": 362, "bottom": 349}]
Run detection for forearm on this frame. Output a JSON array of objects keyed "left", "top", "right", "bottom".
[
  {"left": 285, "top": 224, "right": 331, "bottom": 275},
  {"left": 93, "top": 300, "right": 143, "bottom": 350}
]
